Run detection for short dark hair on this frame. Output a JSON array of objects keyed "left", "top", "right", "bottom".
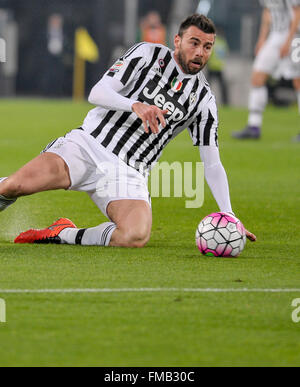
[{"left": 179, "top": 14, "right": 216, "bottom": 37}]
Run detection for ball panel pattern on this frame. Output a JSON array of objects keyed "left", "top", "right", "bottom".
[{"left": 196, "top": 212, "right": 247, "bottom": 258}]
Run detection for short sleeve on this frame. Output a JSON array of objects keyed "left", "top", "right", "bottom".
[
  {"left": 104, "top": 43, "right": 148, "bottom": 86},
  {"left": 188, "top": 95, "right": 219, "bottom": 148}
]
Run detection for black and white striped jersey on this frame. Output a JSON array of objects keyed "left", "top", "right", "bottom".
[
  {"left": 82, "top": 43, "right": 218, "bottom": 175},
  {"left": 260, "top": 0, "right": 300, "bottom": 32}
]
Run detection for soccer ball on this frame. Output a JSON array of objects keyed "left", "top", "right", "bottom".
[{"left": 196, "top": 212, "right": 247, "bottom": 258}]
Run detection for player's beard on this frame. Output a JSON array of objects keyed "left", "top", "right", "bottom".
[{"left": 177, "top": 49, "right": 205, "bottom": 75}]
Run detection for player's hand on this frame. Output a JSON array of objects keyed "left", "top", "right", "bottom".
[
  {"left": 132, "top": 102, "right": 168, "bottom": 134},
  {"left": 280, "top": 41, "right": 291, "bottom": 58},
  {"left": 245, "top": 229, "right": 257, "bottom": 242}
]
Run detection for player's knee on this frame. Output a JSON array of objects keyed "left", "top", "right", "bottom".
[
  {"left": 1, "top": 177, "right": 25, "bottom": 198},
  {"left": 123, "top": 226, "right": 151, "bottom": 248},
  {"left": 251, "top": 72, "right": 267, "bottom": 87},
  {"left": 132, "top": 234, "right": 150, "bottom": 248}
]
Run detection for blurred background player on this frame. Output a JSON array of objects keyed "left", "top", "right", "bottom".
[
  {"left": 233, "top": 0, "right": 300, "bottom": 141},
  {"left": 42, "top": 14, "right": 65, "bottom": 96},
  {"left": 139, "top": 11, "right": 167, "bottom": 45},
  {"left": 207, "top": 25, "right": 229, "bottom": 106}
]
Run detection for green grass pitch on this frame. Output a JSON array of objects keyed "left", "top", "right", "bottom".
[{"left": 0, "top": 99, "right": 299, "bottom": 367}]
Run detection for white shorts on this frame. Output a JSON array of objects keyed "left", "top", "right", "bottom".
[
  {"left": 254, "top": 32, "right": 300, "bottom": 80},
  {"left": 44, "top": 129, "right": 151, "bottom": 218}
]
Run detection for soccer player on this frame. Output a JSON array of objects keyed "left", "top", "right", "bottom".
[
  {"left": 0, "top": 14, "right": 256, "bottom": 247},
  {"left": 233, "top": 0, "right": 300, "bottom": 140}
]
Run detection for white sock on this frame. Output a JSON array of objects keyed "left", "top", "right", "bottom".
[
  {"left": 0, "top": 195, "right": 16, "bottom": 212},
  {"left": 59, "top": 222, "right": 117, "bottom": 246},
  {"left": 0, "top": 177, "right": 16, "bottom": 212},
  {"left": 248, "top": 86, "right": 268, "bottom": 127}
]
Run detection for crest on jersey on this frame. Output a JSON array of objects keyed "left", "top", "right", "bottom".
[
  {"left": 114, "top": 60, "right": 124, "bottom": 68},
  {"left": 190, "top": 92, "right": 197, "bottom": 106},
  {"left": 171, "top": 78, "right": 183, "bottom": 92},
  {"left": 109, "top": 60, "right": 124, "bottom": 72}
]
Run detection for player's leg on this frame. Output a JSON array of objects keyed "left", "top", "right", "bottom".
[
  {"left": 292, "top": 78, "right": 300, "bottom": 142},
  {"left": 60, "top": 200, "right": 152, "bottom": 248},
  {"left": 248, "top": 71, "right": 269, "bottom": 128},
  {"left": 1, "top": 153, "right": 71, "bottom": 197},
  {"left": 107, "top": 200, "right": 152, "bottom": 248},
  {"left": 19, "top": 199, "right": 153, "bottom": 248},
  {"left": 232, "top": 34, "right": 283, "bottom": 140},
  {"left": 14, "top": 130, "right": 152, "bottom": 247},
  {"left": 232, "top": 71, "right": 269, "bottom": 139},
  {"left": 0, "top": 153, "right": 71, "bottom": 212}
]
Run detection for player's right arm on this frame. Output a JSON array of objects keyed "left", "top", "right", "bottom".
[
  {"left": 255, "top": 8, "right": 271, "bottom": 56},
  {"left": 132, "top": 102, "right": 168, "bottom": 134},
  {"left": 88, "top": 43, "right": 168, "bottom": 135},
  {"left": 88, "top": 43, "right": 149, "bottom": 112},
  {"left": 89, "top": 77, "right": 168, "bottom": 135}
]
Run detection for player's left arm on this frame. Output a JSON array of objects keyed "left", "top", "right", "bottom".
[
  {"left": 189, "top": 97, "right": 256, "bottom": 242},
  {"left": 200, "top": 147, "right": 256, "bottom": 242},
  {"left": 281, "top": 4, "right": 300, "bottom": 58}
]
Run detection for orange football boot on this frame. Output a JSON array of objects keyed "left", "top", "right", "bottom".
[{"left": 14, "top": 218, "right": 76, "bottom": 244}]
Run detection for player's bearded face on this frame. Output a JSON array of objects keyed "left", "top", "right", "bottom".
[
  {"left": 177, "top": 48, "right": 205, "bottom": 75},
  {"left": 174, "top": 27, "right": 215, "bottom": 75}
]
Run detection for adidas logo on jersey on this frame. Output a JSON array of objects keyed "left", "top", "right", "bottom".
[
  {"left": 152, "top": 66, "right": 163, "bottom": 77},
  {"left": 140, "top": 80, "right": 187, "bottom": 123}
]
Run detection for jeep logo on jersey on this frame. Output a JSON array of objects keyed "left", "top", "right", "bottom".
[{"left": 139, "top": 80, "right": 187, "bottom": 123}]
